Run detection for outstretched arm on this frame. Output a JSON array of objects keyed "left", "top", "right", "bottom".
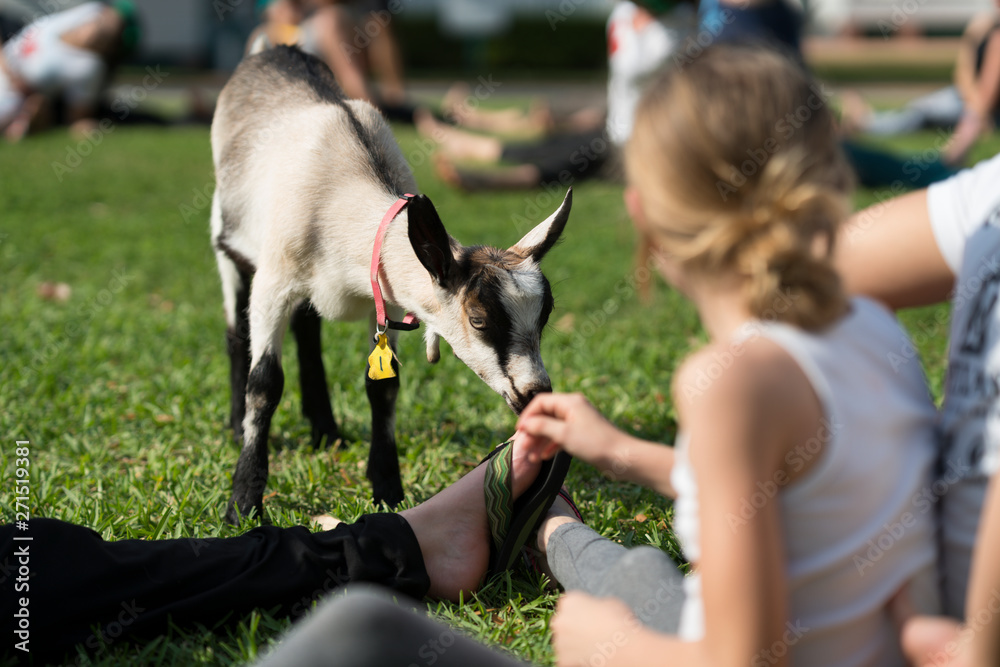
[
  {"left": 516, "top": 392, "right": 678, "bottom": 497},
  {"left": 835, "top": 188, "right": 955, "bottom": 310}
]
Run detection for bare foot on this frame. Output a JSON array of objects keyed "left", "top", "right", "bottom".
[
  {"left": 433, "top": 152, "right": 465, "bottom": 189},
  {"left": 528, "top": 98, "right": 554, "bottom": 134},
  {"left": 441, "top": 82, "right": 471, "bottom": 122},
  {"left": 400, "top": 434, "right": 542, "bottom": 601},
  {"left": 433, "top": 154, "right": 543, "bottom": 192},
  {"left": 414, "top": 106, "right": 441, "bottom": 140},
  {"left": 414, "top": 107, "right": 503, "bottom": 162},
  {"left": 565, "top": 107, "right": 605, "bottom": 134}
]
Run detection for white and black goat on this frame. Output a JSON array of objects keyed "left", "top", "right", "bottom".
[{"left": 210, "top": 46, "right": 571, "bottom": 523}]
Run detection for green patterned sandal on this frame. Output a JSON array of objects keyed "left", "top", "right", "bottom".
[{"left": 482, "top": 439, "right": 573, "bottom": 579}]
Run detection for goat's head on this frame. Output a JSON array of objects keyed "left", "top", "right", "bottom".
[{"left": 407, "top": 189, "right": 572, "bottom": 414}]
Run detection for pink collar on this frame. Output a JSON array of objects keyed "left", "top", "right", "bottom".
[{"left": 371, "top": 194, "right": 420, "bottom": 333}]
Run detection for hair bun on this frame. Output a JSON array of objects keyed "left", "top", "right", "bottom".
[{"left": 729, "top": 152, "right": 850, "bottom": 330}]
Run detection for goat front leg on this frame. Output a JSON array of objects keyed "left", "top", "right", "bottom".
[
  {"left": 290, "top": 301, "right": 340, "bottom": 448},
  {"left": 226, "top": 277, "right": 292, "bottom": 524},
  {"left": 365, "top": 327, "right": 403, "bottom": 507}
]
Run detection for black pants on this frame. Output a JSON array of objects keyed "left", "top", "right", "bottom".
[
  {"left": 501, "top": 128, "right": 612, "bottom": 185},
  {"left": 0, "top": 516, "right": 429, "bottom": 662}
]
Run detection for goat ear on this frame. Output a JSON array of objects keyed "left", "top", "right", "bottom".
[
  {"left": 407, "top": 194, "right": 454, "bottom": 285},
  {"left": 512, "top": 188, "right": 572, "bottom": 263}
]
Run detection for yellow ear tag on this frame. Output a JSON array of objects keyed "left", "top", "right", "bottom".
[{"left": 367, "top": 333, "right": 397, "bottom": 380}]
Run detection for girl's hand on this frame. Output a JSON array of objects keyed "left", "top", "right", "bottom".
[
  {"left": 551, "top": 592, "right": 638, "bottom": 667},
  {"left": 516, "top": 392, "right": 625, "bottom": 470}
]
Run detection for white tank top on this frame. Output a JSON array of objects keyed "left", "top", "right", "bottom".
[{"left": 671, "top": 297, "right": 938, "bottom": 666}]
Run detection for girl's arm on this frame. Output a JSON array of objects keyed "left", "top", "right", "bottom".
[
  {"left": 516, "top": 392, "right": 678, "bottom": 497},
  {"left": 549, "top": 340, "right": 804, "bottom": 666},
  {"left": 675, "top": 341, "right": 794, "bottom": 665}
]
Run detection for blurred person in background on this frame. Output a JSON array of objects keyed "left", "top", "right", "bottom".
[
  {"left": 416, "top": 0, "right": 698, "bottom": 191},
  {"left": 702, "top": 0, "right": 960, "bottom": 189},
  {"left": 0, "top": 0, "right": 139, "bottom": 141},
  {"left": 842, "top": 1, "right": 1000, "bottom": 168},
  {"left": 248, "top": 0, "right": 416, "bottom": 123},
  {"left": 709, "top": 0, "right": 804, "bottom": 61}
]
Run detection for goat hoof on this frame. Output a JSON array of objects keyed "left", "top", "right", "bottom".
[
  {"left": 310, "top": 423, "right": 341, "bottom": 450},
  {"left": 371, "top": 482, "right": 404, "bottom": 509},
  {"left": 225, "top": 495, "right": 263, "bottom": 525}
]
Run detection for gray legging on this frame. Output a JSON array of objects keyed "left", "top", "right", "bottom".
[{"left": 254, "top": 523, "right": 686, "bottom": 667}]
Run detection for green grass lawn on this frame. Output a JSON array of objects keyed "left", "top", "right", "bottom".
[{"left": 1, "top": 119, "right": 997, "bottom": 666}]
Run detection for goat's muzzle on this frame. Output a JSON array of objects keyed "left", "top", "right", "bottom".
[{"left": 507, "top": 383, "right": 552, "bottom": 415}]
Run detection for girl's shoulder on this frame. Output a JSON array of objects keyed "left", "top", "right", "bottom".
[
  {"left": 672, "top": 335, "right": 815, "bottom": 423},
  {"left": 672, "top": 335, "right": 824, "bottom": 480}
]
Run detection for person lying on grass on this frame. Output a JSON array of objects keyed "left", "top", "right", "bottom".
[
  {"left": 249, "top": 44, "right": 944, "bottom": 667},
  {"left": 0, "top": 433, "right": 569, "bottom": 663},
  {"left": 513, "top": 44, "right": 942, "bottom": 666}
]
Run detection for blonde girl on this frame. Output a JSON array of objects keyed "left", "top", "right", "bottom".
[{"left": 517, "top": 44, "right": 941, "bottom": 666}]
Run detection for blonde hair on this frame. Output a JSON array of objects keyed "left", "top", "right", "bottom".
[{"left": 626, "top": 45, "right": 853, "bottom": 331}]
